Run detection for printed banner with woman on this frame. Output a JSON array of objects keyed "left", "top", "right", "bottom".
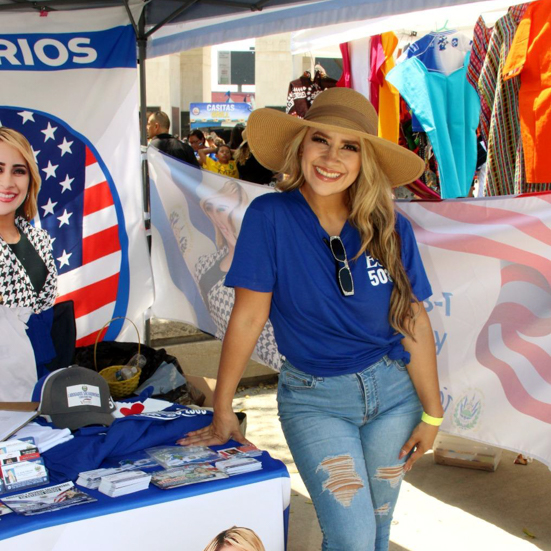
[
  {"left": 0, "top": 6, "right": 152, "bottom": 345},
  {"left": 149, "top": 148, "right": 281, "bottom": 370},
  {"left": 149, "top": 147, "right": 551, "bottom": 468}
]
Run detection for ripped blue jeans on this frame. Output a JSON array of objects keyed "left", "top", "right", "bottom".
[{"left": 277, "top": 356, "right": 422, "bottom": 551}]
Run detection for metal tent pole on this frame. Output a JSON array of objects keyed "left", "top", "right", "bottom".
[
  {"left": 123, "top": 0, "right": 152, "bottom": 346},
  {"left": 137, "top": 11, "right": 152, "bottom": 347}
]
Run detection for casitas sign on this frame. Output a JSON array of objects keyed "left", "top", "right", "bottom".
[{"left": 189, "top": 102, "right": 252, "bottom": 129}]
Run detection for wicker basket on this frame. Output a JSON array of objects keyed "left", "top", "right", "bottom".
[{"left": 94, "top": 317, "right": 142, "bottom": 400}]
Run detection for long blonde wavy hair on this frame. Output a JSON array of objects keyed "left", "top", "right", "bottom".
[{"left": 278, "top": 127, "right": 419, "bottom": 339}]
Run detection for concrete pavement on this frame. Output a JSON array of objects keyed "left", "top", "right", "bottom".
[
  {"left": 154, "top": 320, "right": 551, "bottom": 551},
  {"left": 234, "top": 383, "right": 551, "bottom": 551}
]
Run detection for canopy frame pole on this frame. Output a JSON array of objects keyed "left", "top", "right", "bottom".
[
  {"left": 122, "top": 0, "right": 140, "bottom": 36},
  {"left": 137, "top": 8, "right": 152, "bottom": 346},
  {"left": 144, "top": 0, "right": 201, "bottom": 39}
]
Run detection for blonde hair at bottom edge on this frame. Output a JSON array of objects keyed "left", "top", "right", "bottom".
[{"left": 202, "top": 526, "right": 266, "bottom": 551}]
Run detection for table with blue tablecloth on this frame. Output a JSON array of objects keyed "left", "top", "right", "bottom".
[{"left": 0, "top": 407, "right": 290, "bottom": 551}]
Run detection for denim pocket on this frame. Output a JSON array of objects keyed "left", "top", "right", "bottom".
[
  {"left": 393, "top": 358, "right": 408, "bottom": 372},
  {"left": 279, "top": 363, "right": 317, "bottom": 390}
]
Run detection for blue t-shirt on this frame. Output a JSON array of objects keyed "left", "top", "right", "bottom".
[
  {"left": 225, "top": 189, "right": 432, "bottom": 376},
  {"left": 387, "top": 51, "right": 480, "bottom": 199}
]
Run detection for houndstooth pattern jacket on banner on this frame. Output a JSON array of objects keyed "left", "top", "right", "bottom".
[
  {"left": 195, "top": 247, "right": 282, "bottom": 371},
  {"left": 0, "top": 217, "right": 57, "bottom": 313}
]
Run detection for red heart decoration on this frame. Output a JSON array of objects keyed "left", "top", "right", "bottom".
[{"left": 120, "top": 403, "right": 145, "bottom": 416}]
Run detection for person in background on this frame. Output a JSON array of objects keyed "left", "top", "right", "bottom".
[
  {"left": 147, "top": 111, "right": 199, "bottom": 167},
  {"left": 0, "top": 127, "right": 57, "bottom": 313},
  {"left": 234, "top": 130, "right": 274, "bottom": 185},
  {"left": 188, "top": 130, "right": 207, "bottom": 153},
  {"left": 204, "top": 131, "right": 225, "bottom": 149},
  {"left": 179, "top": 88, "right": 442, "bottom": 551},
  {"left": 199, "top": 144, "right": 239, "bottom": 179},
  {"left": 228, "top": 123, "right": 246, "bottom": 151}
]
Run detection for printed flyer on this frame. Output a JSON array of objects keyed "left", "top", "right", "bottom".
[{"left": 2, "top": 482, "right": 96, "bottom": 516}]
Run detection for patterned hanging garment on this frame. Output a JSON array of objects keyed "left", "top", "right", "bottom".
[{"left": 478, "top": 5, "right": 528, "bottom": 196}]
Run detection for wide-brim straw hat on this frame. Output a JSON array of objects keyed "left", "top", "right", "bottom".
[{"left": 246, "top": 87, "right": 424, "bottom": 187}]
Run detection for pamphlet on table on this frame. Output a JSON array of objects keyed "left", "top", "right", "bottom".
[
  {"left": 2, "top": 482, "right": 96, "bottom": 516},
  {"left": 0, "top": 437, "right": 49, "bottom": 495}
]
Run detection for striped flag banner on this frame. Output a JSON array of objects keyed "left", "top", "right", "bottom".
[
  {"left": 398, "top": 194, "right": 551, "bottom": 467},
  {"left": 150, "top": 146, "right": 551, "bottom": 466},
  {"left": 0, "top": 7, "right": 152, "bottom": 345}
]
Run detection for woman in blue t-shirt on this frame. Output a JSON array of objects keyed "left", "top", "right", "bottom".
[{"left": 179, "top": 88, "right": 443, "bottom": 551}]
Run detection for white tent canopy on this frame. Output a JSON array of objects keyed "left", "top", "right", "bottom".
[
  {"left": 289, "top": 0, "right": 524, "bottom": 53},
  {"left": 147, "top": 0, "right": 512, "bottom": 57}
]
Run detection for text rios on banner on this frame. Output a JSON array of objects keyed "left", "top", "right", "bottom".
[{"left": 0, "top": 6, "right": 153, "bottom": 345}]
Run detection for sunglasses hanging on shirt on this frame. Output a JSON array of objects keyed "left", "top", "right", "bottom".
[{"left": 324, "top": 236, "right": 354, "bottom": 296}]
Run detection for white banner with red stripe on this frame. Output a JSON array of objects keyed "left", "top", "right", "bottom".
[
  {"left": 149, "top": 148, "right": 551, "bottom": 466},
  {"left": 398, "top": 195, "right": 551, "bottom": 467},
  {"left": 0, "top": 7, "right": 153, "bottom": 345}
]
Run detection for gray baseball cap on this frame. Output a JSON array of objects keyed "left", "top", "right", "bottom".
[{"left": 39, "top": 366, "right": 116, "bottom": 431}]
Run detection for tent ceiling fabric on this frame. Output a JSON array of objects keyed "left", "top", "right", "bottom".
[
  {"left": 0, "top": 0, "right": 322, "bottom": 20},
  {"left": 0, "top": 0, "right": 508, "bottom": 57},
  {"left": 290, "top": 0, "right": 525, "bottom": 53},
  {"left": 146, "top": 0, "right": 506, "bottom": 57}
]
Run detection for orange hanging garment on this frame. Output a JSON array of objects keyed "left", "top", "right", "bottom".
[
  {"left": 503, "top": 0, "right": 551, "bottom": 184},
  {"left": 378, "top": 32, "right": 400, "bottom": 144}
]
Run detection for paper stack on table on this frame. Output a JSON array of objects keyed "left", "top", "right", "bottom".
[
  {"left": 14, "top": 423, "right": 73, "bottom": 453},
  {"left": 151, "top": 464, "right": 228, "bottom": 490},
  {"left": 98, "top": 470, "right": 151, "bottom": 497},
  {"left": 77, "top": 466, "right": 132, "bottom": 489},
  {"left": 0, "top": 437, "right": 49, "bottom": 494},
  {"left": 215, "top": 457, "right": 262, "bottom": 476}
]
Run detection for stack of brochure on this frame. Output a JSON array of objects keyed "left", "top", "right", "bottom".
[
  {"left": 0, "top": 437, "right": 48, "bottom": 494},
  {"left": 151, "top": 464, "right": 228, "bottom": 490},
  {"left": 217, "top": 446, "right": 262, "bottom": 459},
  {"left": 146, "top": 445, "right": 219, "bottom": 468},
  {"left": 98, "top": 470, "right": 151, "bottom": 497},
  {"left": 76, "top": 466, "right": 132, "bottom": 490},
  {"left": 215, "top": 456, "right": 262, "bottom": 476}
]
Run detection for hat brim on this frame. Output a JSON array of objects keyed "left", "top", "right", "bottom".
[
  {"left": 50, "top": 411, "right": 115, "bottom": 431},
  {"left": 246, "top": 109, "right": 424, "bottom": 188}
]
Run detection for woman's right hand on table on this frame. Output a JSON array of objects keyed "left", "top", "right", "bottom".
[{"left": 176, "top": 410, "right": 250, "bottom": 447}]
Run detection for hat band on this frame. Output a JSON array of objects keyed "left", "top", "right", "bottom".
[{"left": 304, "top": 105, "right": 377, "bottom": 136}]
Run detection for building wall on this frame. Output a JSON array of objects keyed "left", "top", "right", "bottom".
[
  {"left": 180, "top": 46, "right": 212, "bottom": 110},
  {"left": 254, "top": 33, "right": 293, "bottom": 108},
  {"left": 145, "top": 53, "right": 182, "bottom": 131},
  {"left": 145, "top": 36, "right": 313, "bottom": 119}
]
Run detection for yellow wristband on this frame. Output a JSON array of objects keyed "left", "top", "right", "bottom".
[{"left": 421, "top": 412, "right": 443, "bottom": 426}]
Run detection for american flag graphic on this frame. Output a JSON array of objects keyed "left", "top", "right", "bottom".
[
  {"left": 398, "top": 196, "right": 551, "bottom": 426},
  {"left": 0, "top": 106, "right": 129, "bottom": 346}
]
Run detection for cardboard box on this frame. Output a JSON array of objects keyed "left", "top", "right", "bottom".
[
  {"left": 433, "top": 433, "right": 502, "bottom": 472},
  {"left": 186, "top": 376, "right": 216, "bottom": 407},
  {"left": 184, "top": 377, "right": 247, "bottom": 436},
  {"left": 0, "top": 403, "right": 39, "bottom": 412}
]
